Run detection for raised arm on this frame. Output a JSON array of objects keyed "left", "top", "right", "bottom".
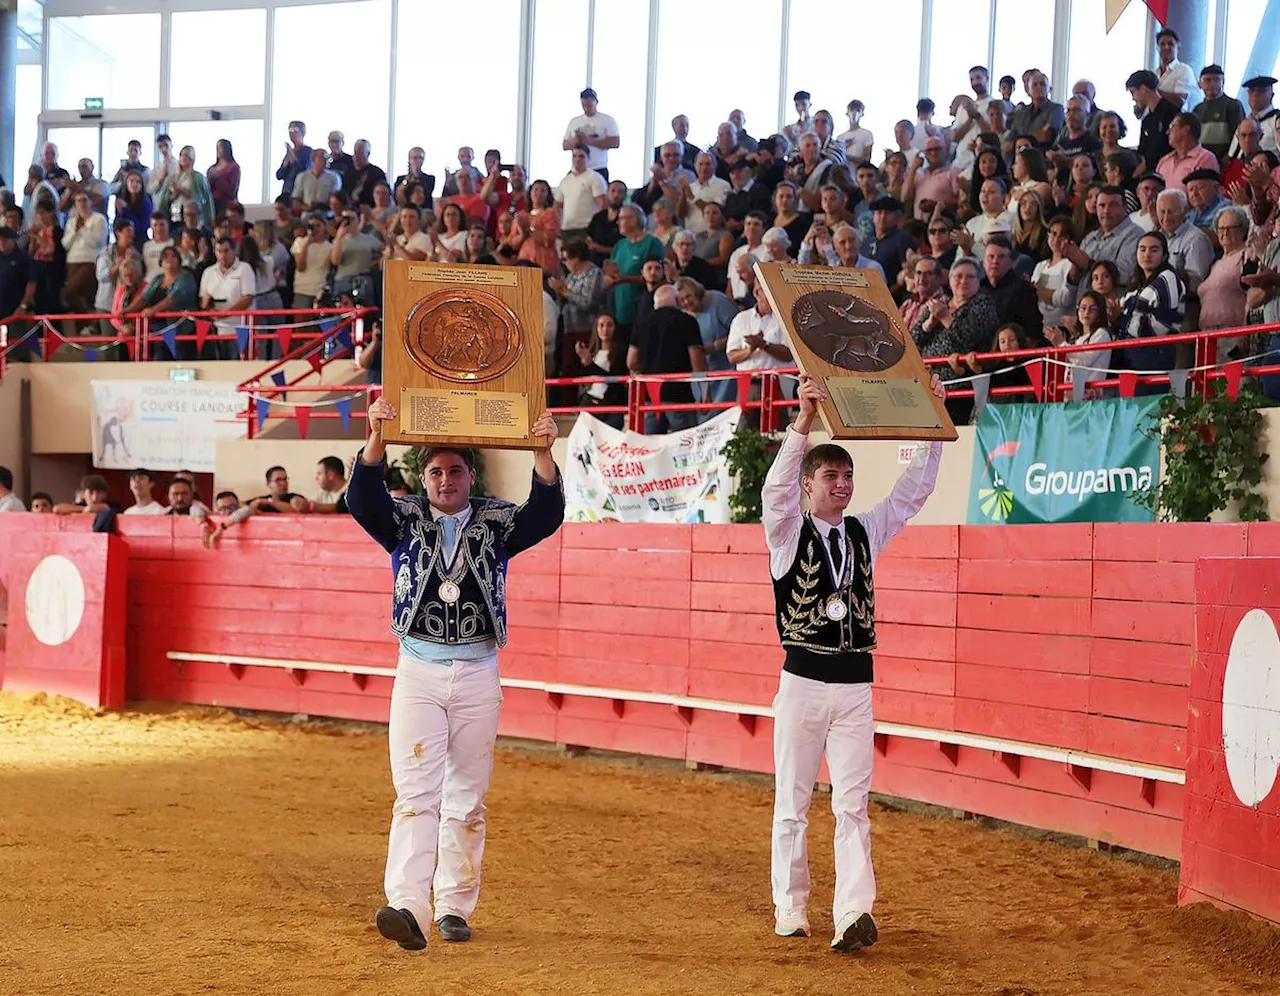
[
  {"left": 346, "top": 395, "right": 404, "bottom": 552},
  {"left": 761, "top": 374, "right": 825, "bottom": 579},
  {"left": 508, "top": 412, "right": 566, "bottom": 557}
]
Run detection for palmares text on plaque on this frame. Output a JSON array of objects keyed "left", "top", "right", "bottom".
[
  {"left": 400, "top": 387, "right": 531, "bottom": 441},
  {"left": 825, "top": 377, "right": 942, "bottom": 430}
]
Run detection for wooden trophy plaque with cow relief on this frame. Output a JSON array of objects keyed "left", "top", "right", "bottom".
[
  {"left": 381, "top": 260, "right": 549, "bottom": 450},
  {"left": 752, "top": 261, "right": 957, "bottom": 441}
]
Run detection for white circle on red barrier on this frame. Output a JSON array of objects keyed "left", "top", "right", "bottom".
[
  {"left": 24, "top": 554, "right": 86, "bottom": 647},
  {"left": 1222, "top": 608, "right": 1280, "bottom": 807}
]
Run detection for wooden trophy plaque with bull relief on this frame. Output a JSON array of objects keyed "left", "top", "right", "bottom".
[
  {"left": 381, "top": 260, "right": 548, "bottom": 449},
  {"left": 752, "top": 261, "right": 957, "bottom": 441}
]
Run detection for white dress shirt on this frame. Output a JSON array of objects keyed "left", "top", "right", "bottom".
[
  {"left": 727, "top": 307, "right": 790, "bottom": 371},
  {"left": 685, "top": 176, "right": 731, "bottom": 235}
]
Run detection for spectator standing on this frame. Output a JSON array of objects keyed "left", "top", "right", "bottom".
[
  {"left": 1117, "top": 230, "right": 1185, "bottom": 384},
  {"left": 198, "top": 237, "right": 256, "bottom": 358},
  {"left": 710, "top": 122, "right": 749, "bottom": 181},
  {"left": 837, "top": 100, "right": 875, "bottom": 163},
  {"left": 141, "top": 213, "right": 173, "bottom": 281},
  {"left": 730, "top": 109, "right": 758, "bottom": 153},
  {"left": 1054, "top": 97, "right": 1102, "bottom": 160},
  {"left": 394, "top": 148, "right": 435, "bottom": 209},
  {"left": 93, "top": 218, "right": 139, "bottom": 338},
  {"left": 0, "top": 466, "right": 24, "bottom": 512},
  {"left": 1155, "top": 29, "right": 1197, "bottom": 108},
  {"left": 293, "top": 149, "right": 340, "bottom": 218},
  {"left": 1194, "top": 65, "right": 1245, "bottom": 161},
  {"left": 654, "top": 115, "right": 700, "bottom": 172},
  {"left": 147, "top": 135, "right": 178, "bottom": 199},
  {"left": 783, "top": 91, "right": 814, "bottom": 147},
  {"left": 61, "top": 159, "right": 111, "bottom": 217},
  {"left": 207, "top": 140, "right": 241, "bottom": 217},
  {"left": 0, "top": 225, "right": 36, "bottom": 361},
  {"left": 563, "top": 88, "right": 619, "bottom": 181},
  {"left": 276, "top": 121, "right": 313, "bottom": 199},
  {"left": 586, "top": 180, "right": 627, "bottom": 262},
  {"left": 811, "top": 110, "right": 847, "bottom": 165},
  {"left": 37, "top": 143, "right": 71, "bottom": 204},
  {"left": 726, "top": 286, "right": 792, "bottom": 429},
  {"left": 28, "top": 203, "right": 64, "bottom": 319},
  {"left": 114, "top": 174, "right": 153, "bottom": 248},
  {"left": 329, "top": 209, "right": 381, "bottom": 298},
  {"left": 635, "top": 142, "right": 696, "bottom": 216},
  {"left": 1009, "top": 72, "right": 1065, "bottom": 148},
  {"left": 158, "top": 146, "right": 214, "bottom": 229},
  {"left": 1198, "top": 205, "right": 1251, "bottom": 359},
  {"left": 556, "top": 148, "right": 607, "bottom": 242},
  {"left": 21, "top": 165, "right": 58, "bottom": 218},
  {"left": 1230, "top": 76, "right": 1279, "bottom": 157},
  {"left": 548, "top": 238, "right": 604, "bottom": 373},
  {"left": 61, "top": 192, "right": 107, "bottom": 332},
  {"left": 124, "top": 470, "right": 167, "bottom": 514},
  {"left": 132, "top": 245, "right": 198, "bottom": 360},
  {"left": 1032, "top": 217, "right": 1079, "bottom": 329},
  {"left": 291, "top": 218, "right": 332, "bottom": 310},
  {"left": 787, "top": 134, "right": 832, "bottom": 215},
  {"left": 572, "top": 312, "right": 629, "bottom": 429},
  {"left": 109, "top": 140, "right": 150, "bottom": 196},
  {"left": 628, "top": 284, "right": 707, "bottom": 433},
  {"left": 683, "top": 153, "right": 731, "bottom": 236},
  {"left": 606, "top": 205, "right": 665, "bottom": 341},
  {"left": 326, "top": 133, "right": 354, "bottom": 177},
  {"left": 677, "top": 277, "right": 740, "bottom": 407},
  {"left": 1157, "top": 113, "right": 1219, "bottom": 191},
  {"left": 1127, "top": 71, "right": 1178, "bottom": 170},
  {"left": 441, "top": 147, "right": 481, "bottom": 198},
  {"left": 517, "top": 180, "right": 561, "bottom": 275},
  {"left": 343, "top": 141, "right": 388, "bottom": 208},
  {"left": 904, "top": 137, "right": 962, "bottom": 222},
  {"left": 449, "top": 169, "right": 492, "bottom": 229},
  {"left": 632, "top": 257, "right": 668, "bottom": 328}
]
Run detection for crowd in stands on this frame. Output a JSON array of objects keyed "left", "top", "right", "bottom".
[{"left": 4, "top": 30, "right": 1280, "bottom": 429}]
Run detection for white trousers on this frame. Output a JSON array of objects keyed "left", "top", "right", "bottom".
[
  {"left": 771, "top": 671, "right": 876, "bottom": 925},
  {"left": 384, "top": 653, "right": 503, "bottom": 929}
]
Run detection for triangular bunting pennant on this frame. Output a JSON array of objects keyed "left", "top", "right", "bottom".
[
  {"left": 335, "top": 397, "right": 352, "bottom": 434},
  {"left": 1026, "top": 360, "right": 1044, "bottom": 402},
  {"left": 194, "top": 319, "right": 211, "bottom": 355},
  {"left": 43, "top": 328, "right": 59, "bottom": 363},
  {"left": 278, "top": 325, "right": 292, "bottom": 356},
  {"left": 236, "top": 326, "right": 251, "bottom": 358},
  {"left": 1071, "top": 374, "right": 1087, "bottom": 403},
  {"left": 122, "top": 338, "right": 135, "bottom": 360},
  {"left": 644, "top": 381, "right": 661, "bottom": 406},
  {"left": 161, "top": 324, "right": 178, "bottom": 357},
  {"left": 83, "top": 348, "right": 99, "bottom": 363},
  {"left": 1167, "top": 369, "right": 1190, "bottom": 402},
  {"left": 1118, "top": 372, "right": 1138, "bottom": 398},
  {"left": 1222, "top": 360, "right": 1244, "bottom": 400},
  {"left": 336, "top": 328, "right": 353, "bottom": 354},
  {"left": 319, "top": 319, "right": 337, "bottom": 337},
  {"left": 971, "top": 374, "right": 991, "bottom": 420},
  {"left": 295, "top": 405, "right": 311, "bottom": 439},
  {"left": 307, "top": 352, "right": 324, "bottom": 374},
  {"left": 256, "top": 400, "right": 270, "bottom": 433},
  {"left": 271, "top": 371, "right": 286, "bottom": 386},
  {"left": 735, "top": 373, "right": 752, "bottom": 405}
]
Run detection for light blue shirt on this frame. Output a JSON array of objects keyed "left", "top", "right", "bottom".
[{"left": 399, "top": 503, "right": 498, "bottom": 666}]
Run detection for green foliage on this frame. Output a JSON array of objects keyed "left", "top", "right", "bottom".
[
  {"left": 394, "top": 446, "right": 490, "bottom": 498},
  {"left": 722, "top": 429, "right": 778, "bottom": 523},
  {"left": 1137, "top": 385, "right": 1269, "bottom": 522}
]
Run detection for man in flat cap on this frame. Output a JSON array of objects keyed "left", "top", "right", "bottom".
[
  {"left": 1193, "top": 65, "right": 1245, "bottom": 162},
  {"left": 1183, "top": 168, "right": 1231, "bottom": 235},
  {"left": 1230, "top": 76, "right": 1279, "bottom": 157}
]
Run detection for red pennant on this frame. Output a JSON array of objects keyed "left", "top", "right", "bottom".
[
  {"left": 122, "top": 337, "right": 136, "bottom": 361},
  {"left": 1025, "top": 361, "right": 1044, "bottom": 402},
  {"left": 194, "top": 319, "right": 211, "bottom": 354},
  {"left": 43, "top": 327, "right": 59, "bottom": 363},
  {"left": 644, "top": 381, "right": 661, "bottom": 406},
  {"left": 307, "top": 352, "right": 324, "bottom": 374},
  {"left": 278, "top": 325, "right": 292, "bottom": 356},
  {"left": 295, "top": 405, "right": 311, "bottom": 439},
  {"left": 1118, "top": 372, "right": 1138, "bottom": 398},
  {"left": 1222, "top": 360, "right": 1243, "bottom": 400},
  {"left": 735, "top": 373, "right": 752, "bottom": 406}
]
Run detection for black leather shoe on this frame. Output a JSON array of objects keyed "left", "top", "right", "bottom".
[
  {"left": 437, "top": 914, "right": 472, "bottom": 942},
  {"left": 376, "top": 906, "right": 427, "bottom": 951}
]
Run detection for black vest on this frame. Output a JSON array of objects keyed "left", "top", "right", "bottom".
[
  {"left": 408, "top": 548, "right": 497, "bottom": 646},
  {"left": 773, "top": 515, "right": 876, "bottom": 683}
]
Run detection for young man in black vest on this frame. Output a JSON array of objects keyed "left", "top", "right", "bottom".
[
  {"left": 762, "top": 373, "right": 943, "bottom": 953},
  {"left": 347, "top": 396, "right": 564, "bottom": 952}
]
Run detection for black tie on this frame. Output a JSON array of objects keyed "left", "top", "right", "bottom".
[{"left": 828, "top": 527, "right": 843, "bottom": 580}]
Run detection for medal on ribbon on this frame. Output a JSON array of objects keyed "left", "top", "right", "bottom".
[
  {"left": 438, "top": 580, "right": 461, "bottom": 604},
  {"left": 825, "top": 594, "right": 848, "bottom": 621}
]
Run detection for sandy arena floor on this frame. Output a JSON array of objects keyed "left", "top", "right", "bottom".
[{"left": 1, "top": 692, "right": 1277, "bottom": 996}]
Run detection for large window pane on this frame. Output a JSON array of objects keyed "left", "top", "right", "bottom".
[
  {"left": 591, "top": 2, "right": 650, "bottom": 188},
  {"left": 992, "top": 0, "right": 1055, "bottom": 94},
  {"left": 529, "top": 0, "right": 590, "bottom": 189},
  {"left": 272, "top": 1, "right": 391, "bottom": 193},
  {"left": 13, "top": 64, "right": 41, "bottom": 177},
  {"left": 392, "top": 1, "right": 519, "bottom": 193},
  {"left": 1067, "top": 0, "right": 1148, "bottom": 139},
  {"left": 101, "top": 125, "right": 157, "bottom": 182},
  {"left": 47, "top": 14, "right": 161, "bottom": 110},
  {"left": 787, "top": 0, "right": 923, "bottom": 161},
  {"left": 171, "top": 10, "right": 267, "bottom": 107},
  {"left": 167, "top": 120, "right": 265, "bottom": 206},
  {"left": 928, "top": 0, "right": 990, "bottom": 108},
  {"left": 1224, "top": 0, "right": 1272, "bottom": 95},
  {"left": 45, "top": 127, "right": 101, "bottom": 179},
  {"left": 655, "top": 0, "right": 781, "bottom": 162}
]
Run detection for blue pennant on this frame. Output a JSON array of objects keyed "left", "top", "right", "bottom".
[
  {"left": 335, "top": 396, "right": 352, "bottom": 434},
  {"left": 336, "top": 328, "right": 353, "bottom": 353},
  {"left": 236, "top": 326, "right": 251, "bottom": 357},
  {"left": 319, "top": 319, "right": 337, "bottom": 337},
  {"left": 271, "top": 371, "right": 286, "bottom": 386},
  {"left": 256, "top": 400, "right": 270, "bottom": 432},
  {"left": 84, "top": 348, "right": 99, "bottom": 363},
  {"left": 161, "top": 324, "right": 178, "bottom": 357}
]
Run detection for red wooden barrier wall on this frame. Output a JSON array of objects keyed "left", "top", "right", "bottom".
[{"left": 9, "top": 515, "right": 1280, "bottom": 863}]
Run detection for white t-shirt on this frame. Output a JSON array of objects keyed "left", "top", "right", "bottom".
[
  {"left": 395, "top": 231, "right": 433, "bottom": 259},
  {"left": 1031, "top": 256, "right": 1076, "bottom": 327},
  {"left": 564, "top": 111, "right": 619, "bottom": 171},
  {"left": 1129, "top": 210, "right": 1157, "bottom": 233},
  {"left": 124, "top": 500, "right": 168, "bottom": 515},
  {"left": 965, "top": 211, "right": 1016, "bottom": 244},
  {"left": 142, "top": 238, "right": 173, "bottom": 282},
  {"left": 0, "top": 492, "right": 26, "bottom": 512},
  {"left": 837, "top": 127, "right": 875, "bottom": 163},
  {"left": 685, "top": 176, "right": 731, "bottom": 234},
  {"left": 727, "top": 307, "right": 789, "bottom": 371},
  {"left": 556, "top": 169, "right": 607, "bottom": 230},
  {"left": 291, "top": 236, "right": 332, "bottom": 298}
]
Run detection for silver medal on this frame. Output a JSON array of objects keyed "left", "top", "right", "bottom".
[
  {"left": 438, "top": 580, "right": 461, "bottom": 604},
  {"left": 825, "top": 595, "right": 848, "bottom": 621}
]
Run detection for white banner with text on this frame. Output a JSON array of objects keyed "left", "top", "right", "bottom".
[{"left": 90, "top": 380, "right": 244, "bottom": 473}]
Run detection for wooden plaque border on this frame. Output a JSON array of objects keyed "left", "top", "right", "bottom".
[
  {"left": 752, "top": 261, "right": 958, "bottom": 442},
  {"left": 381, "top": 260, "right": 548, "bottom": 450}
]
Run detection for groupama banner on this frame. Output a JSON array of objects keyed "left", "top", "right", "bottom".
[{"left": 967, "top": 398, "right": 1160, "bottom": 524}]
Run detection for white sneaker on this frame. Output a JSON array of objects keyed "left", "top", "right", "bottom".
[
  {"left": 774, "top": 909, "right": 811, "bottom": 937},
  {"left": 831, "top": 911, "right": 878, "bottom": 953}
]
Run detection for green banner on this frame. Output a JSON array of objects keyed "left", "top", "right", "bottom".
[{"left": 967, "top": 399, "right": 1160, "bottom": 524}]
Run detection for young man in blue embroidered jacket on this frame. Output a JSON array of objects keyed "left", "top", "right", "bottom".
[
  {"left": 762, "top": 373, "right": 943, "bottom": 953},
  {"left": 347, "top": 395, "right": 564, "bottom": 951}
]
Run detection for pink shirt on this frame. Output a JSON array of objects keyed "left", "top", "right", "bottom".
[
  {"left": 912, "top": 167, "right": 962, "bottom": 221},
  {"left": 1198, "top": 249, "right": 1247, "bottom": 330},
  {"left": 1156, "top": 145, "right": 1220, "bottom": 191}
]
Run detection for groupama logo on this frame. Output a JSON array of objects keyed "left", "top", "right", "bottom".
[{"left": 975, "top": 440, "right": 1021, "bottom": 521}]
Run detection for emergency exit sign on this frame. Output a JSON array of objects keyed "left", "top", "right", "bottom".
[{"left": 84, "top": 97, "right": 103, "bottom": 110}]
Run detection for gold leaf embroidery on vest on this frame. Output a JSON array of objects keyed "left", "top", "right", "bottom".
[
  {"left": 845, "top": 537, "right": 876, "bottom": 631},
  {"left": 781, "top": 539, "right": 827, "bottom": 641}
]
